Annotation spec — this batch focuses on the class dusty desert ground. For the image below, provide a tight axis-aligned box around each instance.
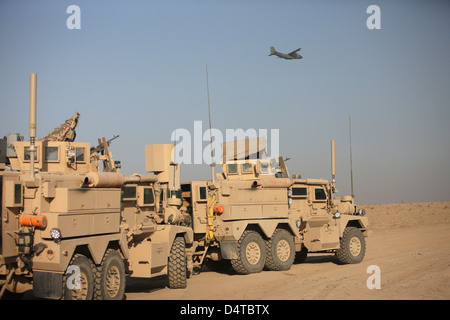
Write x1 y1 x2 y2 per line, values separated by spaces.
125 201 450 300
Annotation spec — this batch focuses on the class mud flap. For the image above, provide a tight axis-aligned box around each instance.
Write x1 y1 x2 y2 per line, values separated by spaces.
33 271 63 299
220 242 238 259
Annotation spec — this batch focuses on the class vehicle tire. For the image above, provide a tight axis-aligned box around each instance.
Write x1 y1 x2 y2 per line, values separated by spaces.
168 236 187 289
265 229 295 271
98 249 126 300
63 254 96 300
231 230 266 275
336 227 366 264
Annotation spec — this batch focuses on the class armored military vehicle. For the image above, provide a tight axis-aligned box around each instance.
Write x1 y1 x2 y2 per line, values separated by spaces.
182 137 368 274
0 74 193 300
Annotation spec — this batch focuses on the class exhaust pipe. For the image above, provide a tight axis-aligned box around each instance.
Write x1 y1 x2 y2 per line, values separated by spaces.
29 73 37 178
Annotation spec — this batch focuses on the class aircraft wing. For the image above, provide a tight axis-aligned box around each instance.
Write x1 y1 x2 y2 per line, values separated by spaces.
289 48 301 54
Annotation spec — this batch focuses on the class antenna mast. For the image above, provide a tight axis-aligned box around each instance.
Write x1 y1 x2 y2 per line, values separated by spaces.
349 114 354 199
206 64 215 182
29 73 37 178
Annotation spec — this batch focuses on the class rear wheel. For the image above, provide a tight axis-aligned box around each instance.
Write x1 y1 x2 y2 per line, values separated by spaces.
168 236 187 289
231 230 266 275
336 227 366 264
63 254 95 300
265 229 295 271
98 249 126 300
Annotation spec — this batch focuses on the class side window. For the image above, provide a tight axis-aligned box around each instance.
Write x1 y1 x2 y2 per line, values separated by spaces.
199 186 207 200
14 183 22 205
314 188 327 201
292 187 307 197
143 188 154 204
137 186 155 206
44 146 59 161
228 164 238 175
122 186 137 200
76 147 85 162
24 146 38 161
260 162 269 174
242 163 253 174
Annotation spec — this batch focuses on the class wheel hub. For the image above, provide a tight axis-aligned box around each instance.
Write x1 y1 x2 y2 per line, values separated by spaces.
70 271 88 300
349 236 362 256
246 241 261 265
276 239 291 262
105 265 121 298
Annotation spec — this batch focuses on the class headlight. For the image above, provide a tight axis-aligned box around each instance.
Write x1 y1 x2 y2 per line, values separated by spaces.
183 215 192 227
50 228 62 242
334 212 341 219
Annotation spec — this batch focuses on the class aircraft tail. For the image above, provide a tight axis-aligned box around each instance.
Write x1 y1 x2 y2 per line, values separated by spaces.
269 46 276 56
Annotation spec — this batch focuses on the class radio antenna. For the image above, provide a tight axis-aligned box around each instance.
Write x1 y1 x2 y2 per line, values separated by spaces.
171 128 177 194
206 64 215 182
349 114 354 199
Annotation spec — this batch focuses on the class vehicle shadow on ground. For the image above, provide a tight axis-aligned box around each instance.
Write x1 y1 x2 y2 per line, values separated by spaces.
125 275 169 295
295 253 339 265
124 255 341 297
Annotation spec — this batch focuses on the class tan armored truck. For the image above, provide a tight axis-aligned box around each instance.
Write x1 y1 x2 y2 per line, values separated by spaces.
0 74 193 300
181 138 369 274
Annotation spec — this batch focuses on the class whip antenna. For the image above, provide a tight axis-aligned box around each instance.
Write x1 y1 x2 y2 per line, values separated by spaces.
349 114 354 199
206 64 215 182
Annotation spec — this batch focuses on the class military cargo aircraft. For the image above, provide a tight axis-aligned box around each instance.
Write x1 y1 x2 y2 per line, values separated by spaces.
269 46 302 60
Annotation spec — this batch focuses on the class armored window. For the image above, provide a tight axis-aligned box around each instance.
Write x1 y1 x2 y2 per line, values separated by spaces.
24 147 38 161
314 188 327 201
181 184 191 192
44 146 59 161
227 164 238 175
292 187 307 197
75 147 85 162
143 188 155 205
137 187 155 206
169 189 181 199
260 162 269 174
14 183 22 204
122 186 137 200
242 163 253 174
5 181 23 207
199 186 207 200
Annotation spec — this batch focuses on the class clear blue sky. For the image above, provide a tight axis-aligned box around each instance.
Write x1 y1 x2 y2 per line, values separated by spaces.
1 0 449 204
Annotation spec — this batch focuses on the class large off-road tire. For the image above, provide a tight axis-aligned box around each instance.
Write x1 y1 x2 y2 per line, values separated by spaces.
336 227 366 264
231 230 266 275
168 236 187 289
97 249 126 300
265 229 295 271
63 254 96 300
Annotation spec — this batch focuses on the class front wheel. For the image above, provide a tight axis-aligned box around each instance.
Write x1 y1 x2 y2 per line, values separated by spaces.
168 236 188 289
336 227 366 264
63 254 96 300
